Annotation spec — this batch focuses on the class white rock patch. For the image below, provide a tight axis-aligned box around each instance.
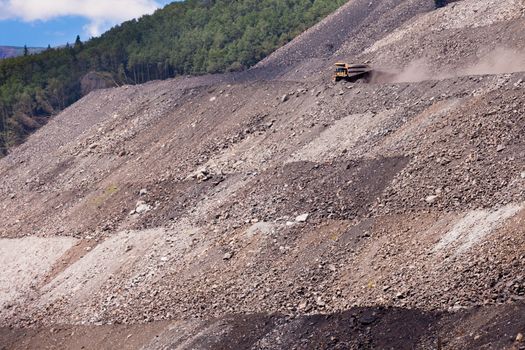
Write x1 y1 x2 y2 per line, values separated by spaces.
434 203 523 255
289 110 395 163
38 229 164 310
0 236 77 309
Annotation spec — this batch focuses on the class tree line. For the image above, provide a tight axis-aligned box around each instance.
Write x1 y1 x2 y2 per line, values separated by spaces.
0 0 347 155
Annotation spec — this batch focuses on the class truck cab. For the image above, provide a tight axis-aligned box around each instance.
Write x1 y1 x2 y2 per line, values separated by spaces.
333 63 372 82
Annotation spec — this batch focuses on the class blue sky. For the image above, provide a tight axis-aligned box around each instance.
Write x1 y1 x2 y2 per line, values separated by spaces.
0 0 174 47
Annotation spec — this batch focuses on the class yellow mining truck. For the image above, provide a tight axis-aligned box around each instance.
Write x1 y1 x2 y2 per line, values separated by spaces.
333 63 372 82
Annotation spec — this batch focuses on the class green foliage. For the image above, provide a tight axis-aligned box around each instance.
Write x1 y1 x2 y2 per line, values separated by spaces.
0 0 347 155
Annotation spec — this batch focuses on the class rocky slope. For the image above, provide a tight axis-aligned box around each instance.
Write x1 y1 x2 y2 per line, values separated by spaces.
1 0 525 349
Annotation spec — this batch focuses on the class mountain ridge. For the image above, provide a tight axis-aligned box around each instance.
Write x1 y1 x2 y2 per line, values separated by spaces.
0 46 45 59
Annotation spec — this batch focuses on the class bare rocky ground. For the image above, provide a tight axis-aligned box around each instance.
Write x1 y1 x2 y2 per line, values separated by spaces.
1 0 525 349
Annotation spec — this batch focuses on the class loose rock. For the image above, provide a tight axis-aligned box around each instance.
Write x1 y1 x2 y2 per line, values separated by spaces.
295 213 309 222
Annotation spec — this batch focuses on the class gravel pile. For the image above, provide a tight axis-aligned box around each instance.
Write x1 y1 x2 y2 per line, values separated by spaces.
1 0 525 349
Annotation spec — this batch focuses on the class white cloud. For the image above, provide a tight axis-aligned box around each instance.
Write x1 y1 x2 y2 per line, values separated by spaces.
0 0 162 36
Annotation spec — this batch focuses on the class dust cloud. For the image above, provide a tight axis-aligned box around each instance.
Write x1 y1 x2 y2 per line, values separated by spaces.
390 58 431 83
388 47 525 83
460 47 525 76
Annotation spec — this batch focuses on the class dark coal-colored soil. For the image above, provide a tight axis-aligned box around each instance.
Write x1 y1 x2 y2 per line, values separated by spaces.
2 303 525 350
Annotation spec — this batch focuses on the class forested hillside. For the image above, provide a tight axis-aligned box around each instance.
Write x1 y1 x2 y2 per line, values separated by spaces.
0 0 346 155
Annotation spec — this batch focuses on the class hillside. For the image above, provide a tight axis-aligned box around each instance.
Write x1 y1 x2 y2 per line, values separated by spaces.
0 0 346 155
1 0 525 349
